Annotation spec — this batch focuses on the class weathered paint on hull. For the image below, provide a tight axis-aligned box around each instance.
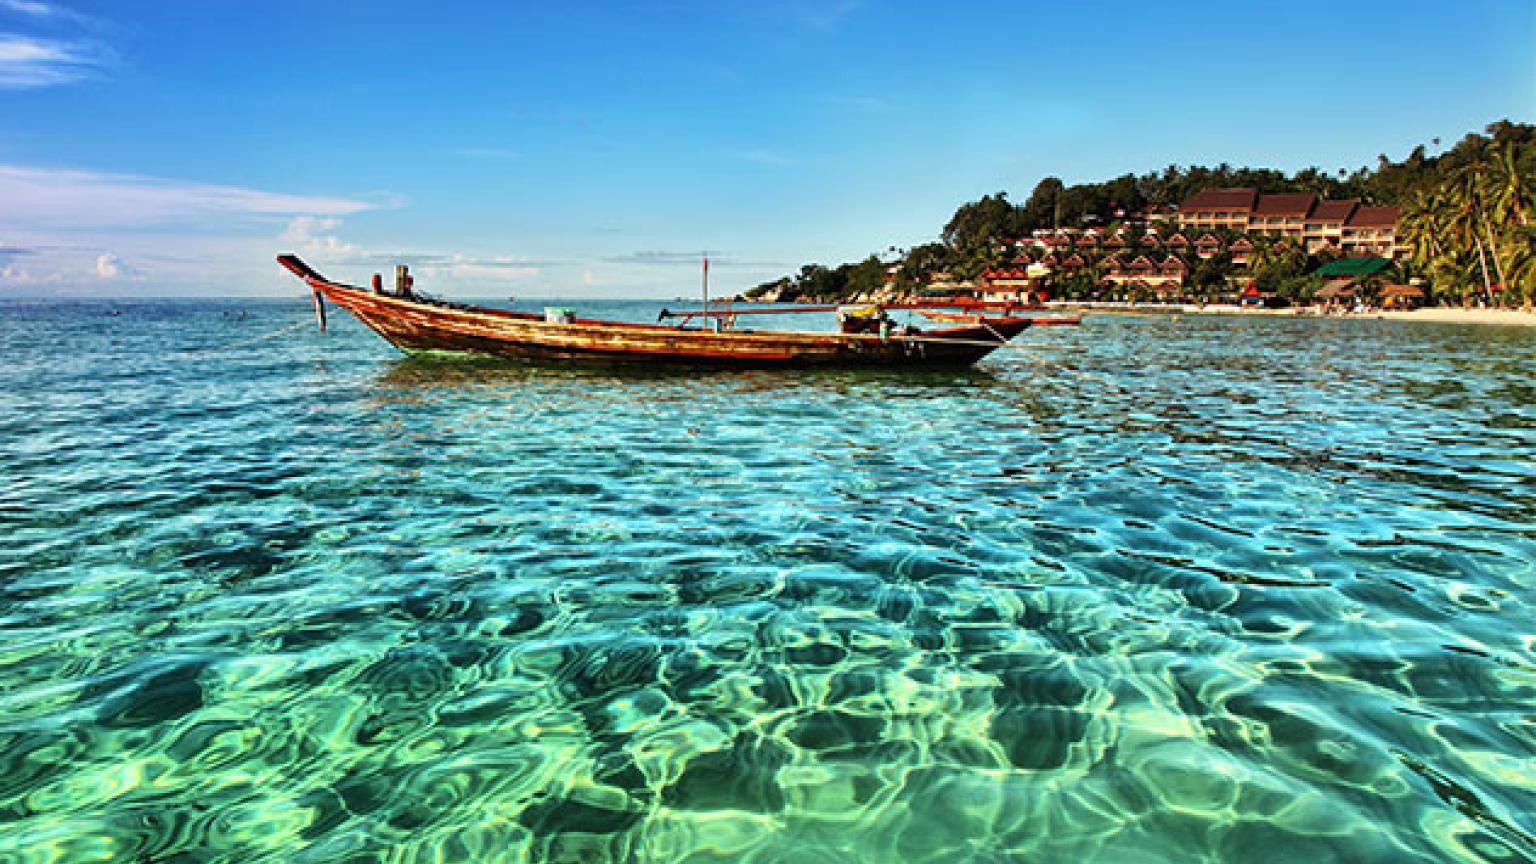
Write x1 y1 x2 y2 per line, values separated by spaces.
286 259 1030 369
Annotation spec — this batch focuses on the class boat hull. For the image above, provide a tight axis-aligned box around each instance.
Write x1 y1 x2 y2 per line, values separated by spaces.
281 256 1031 369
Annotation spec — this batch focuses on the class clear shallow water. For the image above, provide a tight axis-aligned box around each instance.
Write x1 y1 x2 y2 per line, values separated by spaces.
1 298 1534 863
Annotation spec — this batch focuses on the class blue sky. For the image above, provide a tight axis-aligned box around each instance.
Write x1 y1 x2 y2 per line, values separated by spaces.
1 0 1531 297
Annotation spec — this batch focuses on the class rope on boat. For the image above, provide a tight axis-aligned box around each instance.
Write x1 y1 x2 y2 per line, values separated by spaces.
178 319 313 357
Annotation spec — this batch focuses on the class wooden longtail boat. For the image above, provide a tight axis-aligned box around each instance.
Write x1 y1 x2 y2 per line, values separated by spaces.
919 309 1083 326
278 255 1034 369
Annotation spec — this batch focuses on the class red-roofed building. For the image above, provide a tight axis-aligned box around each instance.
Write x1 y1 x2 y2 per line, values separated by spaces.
1180 188 1259 230
1194 233 1222 259
1176 187 1404 259
1229 237 1254 266
1250 194 1316 239
1342 206 1402 257
1164 233 1190 251
978 267 1032 302
1104 254 1185 290
1303 199 1358 252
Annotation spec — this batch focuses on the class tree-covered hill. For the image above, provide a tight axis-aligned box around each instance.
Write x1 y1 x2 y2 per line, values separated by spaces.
748 120 1534 307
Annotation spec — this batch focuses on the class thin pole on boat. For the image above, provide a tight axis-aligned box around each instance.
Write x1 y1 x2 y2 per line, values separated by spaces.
701 254 710 331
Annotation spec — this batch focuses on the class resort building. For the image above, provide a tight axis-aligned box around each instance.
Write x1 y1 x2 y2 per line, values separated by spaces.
1178 188 1403 258
1257 194 1316 239
1303 199 1358 252
976 268 1036 302
1342 206 1402 257
1179 188 1258 230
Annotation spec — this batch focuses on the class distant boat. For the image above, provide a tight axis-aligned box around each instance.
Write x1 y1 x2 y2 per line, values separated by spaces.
277 255 1035 369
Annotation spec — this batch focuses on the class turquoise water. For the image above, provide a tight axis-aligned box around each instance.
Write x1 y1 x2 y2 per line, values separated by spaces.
1 299 1534 863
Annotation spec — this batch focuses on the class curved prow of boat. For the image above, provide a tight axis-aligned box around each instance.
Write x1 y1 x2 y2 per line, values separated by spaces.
276 253 1034 370
277 254 326 283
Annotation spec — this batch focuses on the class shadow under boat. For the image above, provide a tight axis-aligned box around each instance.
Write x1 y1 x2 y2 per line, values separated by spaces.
372 350 1004 393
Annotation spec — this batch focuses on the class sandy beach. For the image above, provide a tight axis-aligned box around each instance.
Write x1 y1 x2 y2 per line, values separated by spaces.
1057 302 1536 327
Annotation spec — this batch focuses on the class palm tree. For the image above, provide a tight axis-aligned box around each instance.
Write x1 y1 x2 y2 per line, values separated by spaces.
1442 167 1497 305
1488 139 1532 228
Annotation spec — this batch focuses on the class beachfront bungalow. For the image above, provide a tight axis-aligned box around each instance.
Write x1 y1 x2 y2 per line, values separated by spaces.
1128 255 1158 280
1194 233 1222 259
1313 282 1357 310
1077 234 1099 251
1378 283 1426 309
1229 237 1254 266
1164 233 1190 252
978 268 1032 302
1179 187 1259 231
1160 255 1188 279
926 272 975 294
1104 232 1129 250
1139 232 1162 249
1062 252 1086 272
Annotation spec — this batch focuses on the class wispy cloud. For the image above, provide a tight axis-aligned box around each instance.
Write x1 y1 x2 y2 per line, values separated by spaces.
0 164 387 228
280 216 358 257
604 250 790 268
823 93 892 113
0 243 136 287
453 146 520 160
716 147 800 166
1 1 53 16
0 33 98 87
739 0 858 33
604 250 709 265
424 254 543 282
795 0 859 32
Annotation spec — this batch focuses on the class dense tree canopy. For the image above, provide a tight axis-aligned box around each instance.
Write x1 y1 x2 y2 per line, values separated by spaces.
747 120 1535 307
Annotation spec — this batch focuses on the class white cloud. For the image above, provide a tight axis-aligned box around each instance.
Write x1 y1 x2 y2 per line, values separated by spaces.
1 1 61 17
0 33 95 87
280 215 358 257
0 164 384 228
94 252 120 278
428 253 542 282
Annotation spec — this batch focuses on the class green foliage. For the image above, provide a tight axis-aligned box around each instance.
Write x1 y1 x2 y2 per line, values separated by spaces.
746 255 889 302
753 119 1533 307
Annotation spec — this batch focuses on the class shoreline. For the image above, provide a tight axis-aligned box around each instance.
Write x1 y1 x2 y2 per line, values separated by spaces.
1050 302 1536 328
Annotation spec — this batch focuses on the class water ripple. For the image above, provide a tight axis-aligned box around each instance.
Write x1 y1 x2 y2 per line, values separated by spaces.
0 301 1533 862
